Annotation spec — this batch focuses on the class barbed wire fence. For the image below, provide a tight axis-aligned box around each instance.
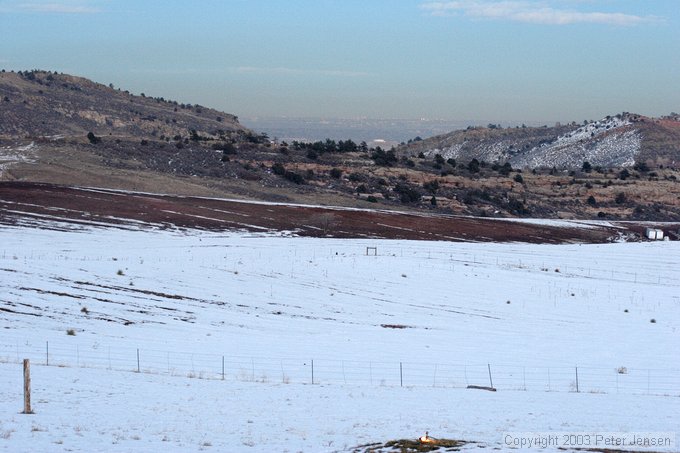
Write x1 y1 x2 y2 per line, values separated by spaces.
1 339 677 396
3 244 680 288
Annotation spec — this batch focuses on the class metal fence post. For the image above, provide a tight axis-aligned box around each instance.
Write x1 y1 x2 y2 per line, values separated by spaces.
616 370 619 393
647 369 650 394
342 361 347 384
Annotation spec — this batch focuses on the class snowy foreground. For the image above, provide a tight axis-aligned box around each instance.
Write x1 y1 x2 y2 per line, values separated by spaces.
0 221 678 452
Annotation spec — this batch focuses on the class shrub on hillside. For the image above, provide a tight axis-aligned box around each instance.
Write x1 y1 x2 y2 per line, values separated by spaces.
283 170 305 184
393 183 421 203
371 148 398 166
87 132 101 144
271 162 286 176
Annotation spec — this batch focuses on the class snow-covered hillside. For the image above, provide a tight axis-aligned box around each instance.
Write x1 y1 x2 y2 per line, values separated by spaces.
1 221 678 452
411 115 649 170
513 117 640 169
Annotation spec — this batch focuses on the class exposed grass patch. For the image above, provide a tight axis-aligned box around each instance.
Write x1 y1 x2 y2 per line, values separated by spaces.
353 438 471 452
380 324 411 329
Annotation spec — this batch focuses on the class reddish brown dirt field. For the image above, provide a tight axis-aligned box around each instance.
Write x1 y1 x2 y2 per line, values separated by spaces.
1 182 677 243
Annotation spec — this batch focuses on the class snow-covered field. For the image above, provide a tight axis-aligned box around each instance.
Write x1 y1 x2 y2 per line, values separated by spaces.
1 221 678 452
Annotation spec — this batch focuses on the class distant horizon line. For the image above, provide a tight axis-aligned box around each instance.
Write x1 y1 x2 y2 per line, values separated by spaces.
3 68 673 127
241 115 568 125
239 115 638 128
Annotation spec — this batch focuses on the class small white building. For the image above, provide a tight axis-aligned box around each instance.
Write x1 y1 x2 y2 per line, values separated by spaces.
645 228 664 240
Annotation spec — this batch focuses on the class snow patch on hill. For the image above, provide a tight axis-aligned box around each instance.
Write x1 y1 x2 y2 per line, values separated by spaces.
0 142 37 176
512 117 641 169
424 142 464 160
558 116 631 145
415 116 645 169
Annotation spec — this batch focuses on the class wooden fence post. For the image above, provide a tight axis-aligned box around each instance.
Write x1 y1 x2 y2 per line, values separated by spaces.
488 364 493 388
22 359 33 414
575 366 579 393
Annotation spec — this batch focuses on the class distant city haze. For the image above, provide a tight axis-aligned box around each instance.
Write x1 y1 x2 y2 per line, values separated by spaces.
242 116 556 145
1 1 678 124
241 117 501 145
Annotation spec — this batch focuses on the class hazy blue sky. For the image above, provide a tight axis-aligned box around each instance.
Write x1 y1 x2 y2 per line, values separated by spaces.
1 0 678 123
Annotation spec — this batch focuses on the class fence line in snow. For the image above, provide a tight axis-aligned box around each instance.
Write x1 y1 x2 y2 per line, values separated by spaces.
2 247 679 288
0 339 677 397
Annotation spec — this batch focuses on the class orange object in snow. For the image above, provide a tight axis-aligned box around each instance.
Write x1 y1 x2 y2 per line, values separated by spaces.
419 431 436 444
